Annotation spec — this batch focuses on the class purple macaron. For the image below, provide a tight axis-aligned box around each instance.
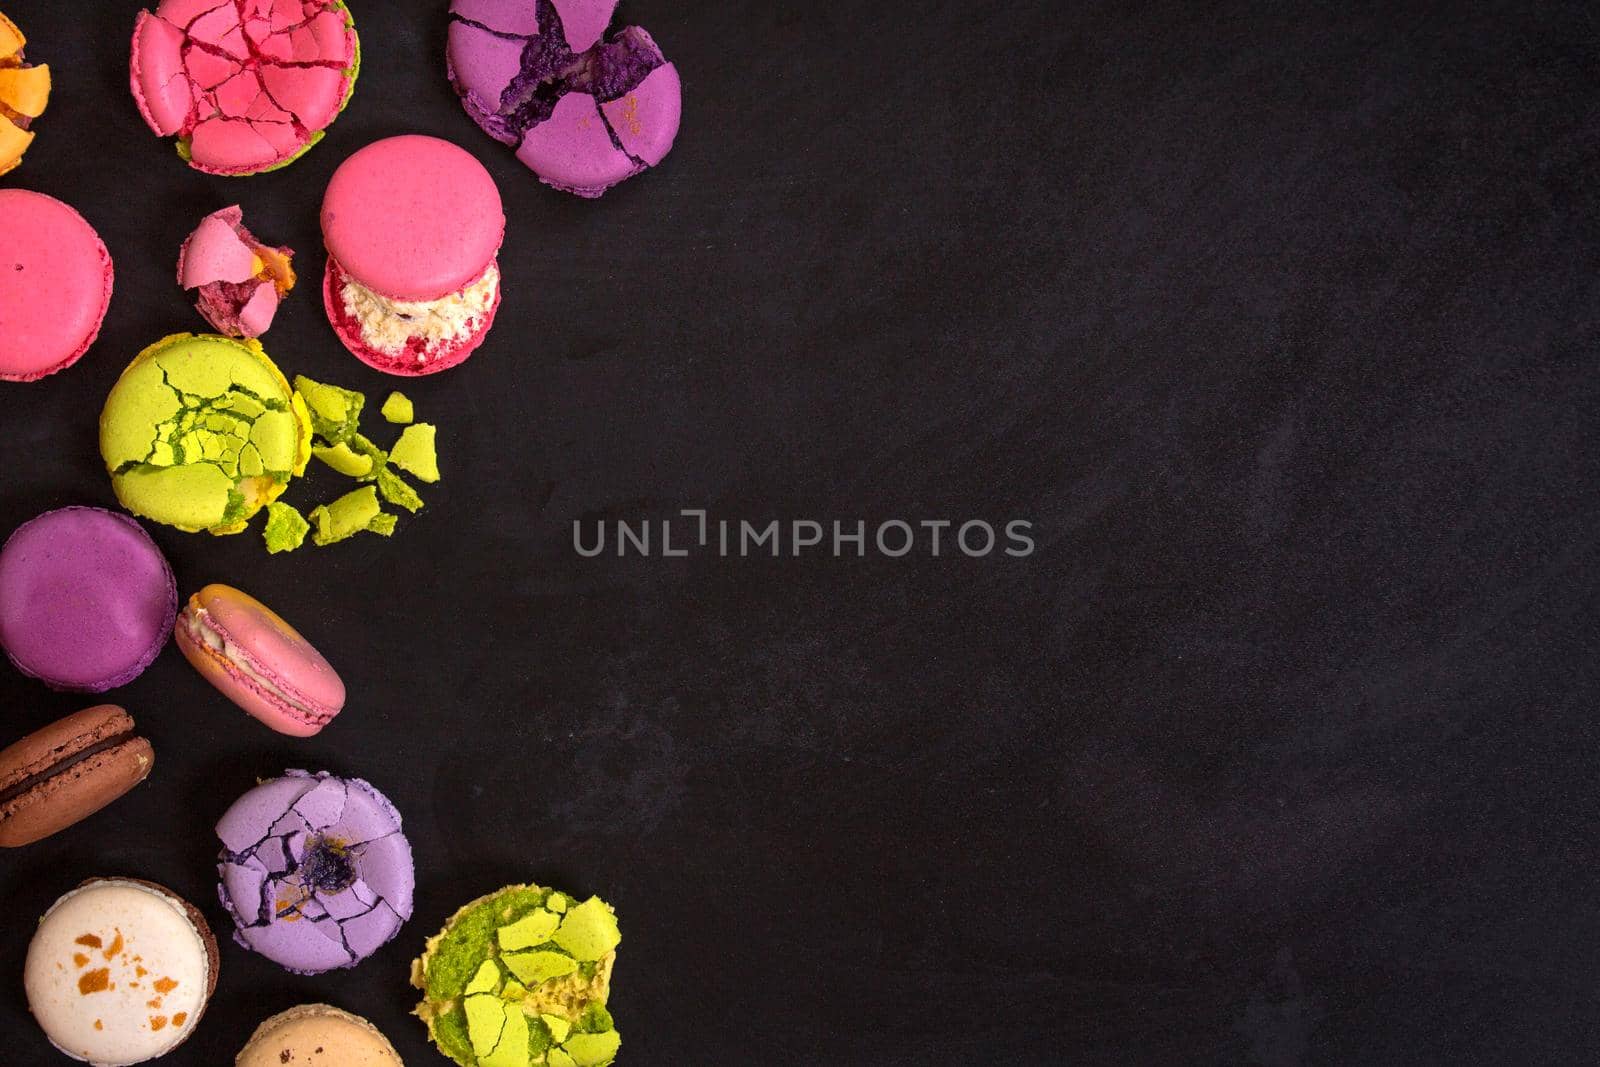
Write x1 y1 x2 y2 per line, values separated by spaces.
216 770 414 974
447 0 682 197
0 507 178 692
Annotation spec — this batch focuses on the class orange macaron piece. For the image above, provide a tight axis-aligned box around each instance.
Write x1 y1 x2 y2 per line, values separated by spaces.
0 10 51 176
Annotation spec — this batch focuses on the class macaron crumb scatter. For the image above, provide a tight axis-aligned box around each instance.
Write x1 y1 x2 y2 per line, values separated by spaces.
0 9 50 176
278 375 443 550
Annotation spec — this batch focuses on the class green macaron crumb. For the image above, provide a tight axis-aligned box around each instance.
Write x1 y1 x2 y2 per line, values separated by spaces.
314 441 376 478
413 885 622 1067
309 485 382 546
382 391 415 424
263 502 310 553
376 467 424 513
389 423 440 483
100 334 312 535
367 511 398 537
293 375 365 444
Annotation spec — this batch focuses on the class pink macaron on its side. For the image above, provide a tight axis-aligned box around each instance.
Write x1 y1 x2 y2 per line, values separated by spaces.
174 584 345 737
0 189 114 382
320 134 506 376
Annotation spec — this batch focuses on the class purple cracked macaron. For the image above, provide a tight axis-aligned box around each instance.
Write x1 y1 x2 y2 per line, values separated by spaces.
0 507 177 692
447 0 682 197
216 770 414 974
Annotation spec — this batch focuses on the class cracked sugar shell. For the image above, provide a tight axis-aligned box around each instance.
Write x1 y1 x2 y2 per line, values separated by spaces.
99 334 312 536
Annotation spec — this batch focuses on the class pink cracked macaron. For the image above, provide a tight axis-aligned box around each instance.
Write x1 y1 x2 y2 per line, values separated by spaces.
178 205 295 338
0 189 114 382
447 0 682 197
130 0 360 175
175 583 345 737
321 135 505 376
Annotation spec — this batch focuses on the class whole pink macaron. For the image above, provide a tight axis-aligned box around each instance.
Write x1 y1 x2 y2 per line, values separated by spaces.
175 584 345 737
321 135 505 377
0 189 114 381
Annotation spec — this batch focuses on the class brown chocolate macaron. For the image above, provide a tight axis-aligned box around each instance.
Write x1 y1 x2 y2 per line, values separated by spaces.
0 705 154 847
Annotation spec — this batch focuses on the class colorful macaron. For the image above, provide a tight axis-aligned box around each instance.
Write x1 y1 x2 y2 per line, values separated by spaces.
130 0 360 175
321 135 505 375
0 508 177 693
413 884 623 1067
447 0 681 197
25 878 219 1066
0 189 114 382
0 9 49 176
179 206 296 338
100 333 313 535
175 584 345 737
217 770 415 974
237 1004 403 1066
0 706 154 848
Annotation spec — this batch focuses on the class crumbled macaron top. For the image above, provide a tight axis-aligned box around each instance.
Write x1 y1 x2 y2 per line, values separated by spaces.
414 884 622 1067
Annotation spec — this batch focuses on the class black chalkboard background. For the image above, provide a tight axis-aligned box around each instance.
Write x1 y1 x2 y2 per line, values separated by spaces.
3 1 1598 1064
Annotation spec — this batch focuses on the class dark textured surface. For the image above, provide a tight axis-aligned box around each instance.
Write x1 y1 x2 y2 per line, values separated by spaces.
0 1 1595 1064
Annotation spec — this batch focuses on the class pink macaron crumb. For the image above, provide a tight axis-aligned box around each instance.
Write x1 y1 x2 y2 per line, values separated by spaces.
178 206 294 339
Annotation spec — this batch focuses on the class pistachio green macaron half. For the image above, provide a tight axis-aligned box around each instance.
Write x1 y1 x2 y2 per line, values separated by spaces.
99 333 311 535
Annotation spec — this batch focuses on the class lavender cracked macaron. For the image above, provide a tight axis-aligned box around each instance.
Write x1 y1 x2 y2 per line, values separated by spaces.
176 584 346 737
217 770 414 974
447 0 681 197
0 507 177 692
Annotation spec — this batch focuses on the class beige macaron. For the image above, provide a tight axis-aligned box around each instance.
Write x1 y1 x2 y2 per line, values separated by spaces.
237 1004 402 1066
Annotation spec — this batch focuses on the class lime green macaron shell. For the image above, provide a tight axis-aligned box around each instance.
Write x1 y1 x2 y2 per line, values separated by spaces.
413 885 622 1067
100 333 311 535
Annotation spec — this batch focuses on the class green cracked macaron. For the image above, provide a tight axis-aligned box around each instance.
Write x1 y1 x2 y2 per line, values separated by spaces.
412 884 622 1067
100 333 311 535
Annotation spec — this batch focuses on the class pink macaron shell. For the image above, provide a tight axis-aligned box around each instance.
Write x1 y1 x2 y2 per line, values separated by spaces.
0 191 115 382
449 0 541 36
237 283 280 337
550 0 618 53
131 11 193 136
157 0 238 27
259 64 346 133
600 61 682 167
179 212 257 287
322 135 504 301
516 91 638 197
322 256 500 377
204 586 344 716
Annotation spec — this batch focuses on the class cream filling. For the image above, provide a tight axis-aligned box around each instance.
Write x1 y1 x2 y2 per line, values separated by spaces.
185 608 324 722
341 263 500 362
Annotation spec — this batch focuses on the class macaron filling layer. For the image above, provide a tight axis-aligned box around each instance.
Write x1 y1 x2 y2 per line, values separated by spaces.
180 603 333 728
338 261 501 359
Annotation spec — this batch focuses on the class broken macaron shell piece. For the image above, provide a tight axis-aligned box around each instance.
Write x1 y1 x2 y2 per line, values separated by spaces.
99 333 313 536
447 0 681 197
0 189 114 382
179 205 296 338
321 135 505 375
216 770 415 974
130 0 360 176
413 883 622 1067
175 584 345 737
0 10 50 176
